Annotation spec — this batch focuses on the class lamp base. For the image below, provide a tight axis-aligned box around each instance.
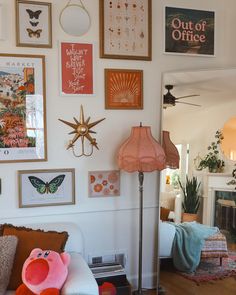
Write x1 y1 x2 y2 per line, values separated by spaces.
133 288 149 295
158 285 166 294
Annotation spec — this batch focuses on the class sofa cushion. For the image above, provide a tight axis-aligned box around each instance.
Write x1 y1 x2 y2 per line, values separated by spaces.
2 224 68 290
0 235 18 295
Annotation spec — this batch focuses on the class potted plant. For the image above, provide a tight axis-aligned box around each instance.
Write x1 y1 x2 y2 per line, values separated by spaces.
179 176 201 222
198 130 225 173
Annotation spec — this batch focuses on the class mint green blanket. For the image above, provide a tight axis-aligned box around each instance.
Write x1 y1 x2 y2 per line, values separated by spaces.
171 222 219 273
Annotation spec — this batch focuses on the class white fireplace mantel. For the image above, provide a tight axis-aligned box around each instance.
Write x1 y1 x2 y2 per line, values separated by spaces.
196 172 236 226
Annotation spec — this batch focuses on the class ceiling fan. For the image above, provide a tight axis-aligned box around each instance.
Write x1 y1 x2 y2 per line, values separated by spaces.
163 85 201 108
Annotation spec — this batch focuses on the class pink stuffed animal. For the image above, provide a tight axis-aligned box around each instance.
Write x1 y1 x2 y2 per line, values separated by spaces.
16 248 70 295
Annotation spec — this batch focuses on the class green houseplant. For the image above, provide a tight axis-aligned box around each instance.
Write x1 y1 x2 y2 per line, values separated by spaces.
198 130 225 173
179 176 201 222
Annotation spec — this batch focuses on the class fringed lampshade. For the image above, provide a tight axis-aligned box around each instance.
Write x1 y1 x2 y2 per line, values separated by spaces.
162 130 180 169
118 126 166 173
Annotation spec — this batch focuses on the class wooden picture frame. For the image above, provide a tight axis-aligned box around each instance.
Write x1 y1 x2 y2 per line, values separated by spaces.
15 0 52 48
59 41 94 96
0 54 47 163
165 6 215 56
88 170 120 197
105 68 143 109
100 0 152 60
18 169 75 208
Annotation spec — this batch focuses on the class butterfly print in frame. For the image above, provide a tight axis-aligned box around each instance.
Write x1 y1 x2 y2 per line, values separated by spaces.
28 175 65 194
26 28 42 38
16 0 52 48
18 169 75 208
26 9 42 19
30 21 39 27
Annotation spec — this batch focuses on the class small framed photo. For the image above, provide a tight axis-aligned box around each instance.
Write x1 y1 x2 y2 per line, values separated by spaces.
99 0 152 60
15 0 52 48
59 42 94 96
105 69 143 109
88 170 120 197
18 169 75 208
0 54 47 163
165 6 215 56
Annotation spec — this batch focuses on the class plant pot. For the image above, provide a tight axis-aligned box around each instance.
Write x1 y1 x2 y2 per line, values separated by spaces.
182 213 198 222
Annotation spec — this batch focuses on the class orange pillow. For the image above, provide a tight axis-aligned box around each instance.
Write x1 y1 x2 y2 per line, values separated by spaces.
2 224 68 290
160 207 171 221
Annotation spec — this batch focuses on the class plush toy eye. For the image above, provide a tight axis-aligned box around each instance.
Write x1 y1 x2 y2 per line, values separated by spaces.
37 252 42 258
44 251 50 258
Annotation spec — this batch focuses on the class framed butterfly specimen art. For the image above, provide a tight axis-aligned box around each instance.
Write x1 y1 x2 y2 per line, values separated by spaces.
18 169 75 208
15 0 52 48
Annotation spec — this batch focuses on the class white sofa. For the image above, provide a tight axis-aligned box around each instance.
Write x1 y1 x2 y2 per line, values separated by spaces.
159 221 176 258
5 222 99 295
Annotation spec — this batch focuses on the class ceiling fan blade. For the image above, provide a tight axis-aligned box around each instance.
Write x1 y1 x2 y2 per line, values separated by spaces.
175 94 200 100
175 101 201 107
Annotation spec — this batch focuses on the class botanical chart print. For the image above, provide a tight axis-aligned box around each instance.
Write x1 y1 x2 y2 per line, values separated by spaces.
165 7 215 56
88 170 120 197
17 1 51 47
102 0 150 58
0 55 45 162
105 69 143 109
60 42 93 95
19 169 75 207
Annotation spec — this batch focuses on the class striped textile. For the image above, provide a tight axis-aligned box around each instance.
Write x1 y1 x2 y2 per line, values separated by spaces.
201 232 228 259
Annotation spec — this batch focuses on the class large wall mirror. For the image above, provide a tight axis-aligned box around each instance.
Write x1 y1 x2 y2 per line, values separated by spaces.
160 68 236 202
158 68 236 291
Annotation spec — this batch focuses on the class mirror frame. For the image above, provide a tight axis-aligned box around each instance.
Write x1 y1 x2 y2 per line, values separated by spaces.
59 3 91 37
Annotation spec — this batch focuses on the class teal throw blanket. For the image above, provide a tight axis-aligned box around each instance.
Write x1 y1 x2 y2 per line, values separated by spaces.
171 222 219 273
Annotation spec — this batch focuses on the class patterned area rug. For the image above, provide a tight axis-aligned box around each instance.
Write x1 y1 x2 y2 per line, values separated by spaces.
178 251 236 284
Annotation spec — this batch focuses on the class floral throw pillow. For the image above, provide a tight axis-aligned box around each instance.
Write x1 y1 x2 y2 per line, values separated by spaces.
0 236 18 295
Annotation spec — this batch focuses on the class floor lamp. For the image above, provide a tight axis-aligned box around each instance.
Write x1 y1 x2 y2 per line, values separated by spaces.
117 124 166 294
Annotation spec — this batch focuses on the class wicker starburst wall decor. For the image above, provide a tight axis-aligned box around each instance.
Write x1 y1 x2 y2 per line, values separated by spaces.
59 105 105 157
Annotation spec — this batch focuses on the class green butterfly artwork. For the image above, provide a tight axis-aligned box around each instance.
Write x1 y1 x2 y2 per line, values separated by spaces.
28 175 65 194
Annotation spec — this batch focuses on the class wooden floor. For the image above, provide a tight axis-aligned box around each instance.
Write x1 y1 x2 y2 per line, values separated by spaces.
143 241 236 294
160 271 236 295
142 275 236 295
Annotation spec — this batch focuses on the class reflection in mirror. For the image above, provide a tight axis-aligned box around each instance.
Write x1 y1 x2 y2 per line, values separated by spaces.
59 1 91 36
159 68 236 292
221 117 236 161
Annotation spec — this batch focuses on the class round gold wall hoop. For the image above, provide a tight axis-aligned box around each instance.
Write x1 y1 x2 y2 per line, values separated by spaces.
59 0 91 36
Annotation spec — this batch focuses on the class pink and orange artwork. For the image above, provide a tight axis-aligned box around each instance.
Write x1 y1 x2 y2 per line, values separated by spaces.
88 170 120 197
105 69 143 109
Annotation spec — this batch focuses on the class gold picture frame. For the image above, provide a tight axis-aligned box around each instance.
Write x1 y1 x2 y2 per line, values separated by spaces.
15 0 52 48
105 68 143 109
0 53 47 163
99 0 152 60
18 169 75 208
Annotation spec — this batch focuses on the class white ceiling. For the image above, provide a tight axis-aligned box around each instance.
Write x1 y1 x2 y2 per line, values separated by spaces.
163 68 236 118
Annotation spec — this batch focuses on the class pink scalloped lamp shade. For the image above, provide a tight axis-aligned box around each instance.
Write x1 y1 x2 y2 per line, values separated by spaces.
162 130 180 169
117 126 166 172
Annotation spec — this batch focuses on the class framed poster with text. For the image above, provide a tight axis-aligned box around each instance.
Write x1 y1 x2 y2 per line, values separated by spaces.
60 42 94 96
0 54 47 163
165 7 215 56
